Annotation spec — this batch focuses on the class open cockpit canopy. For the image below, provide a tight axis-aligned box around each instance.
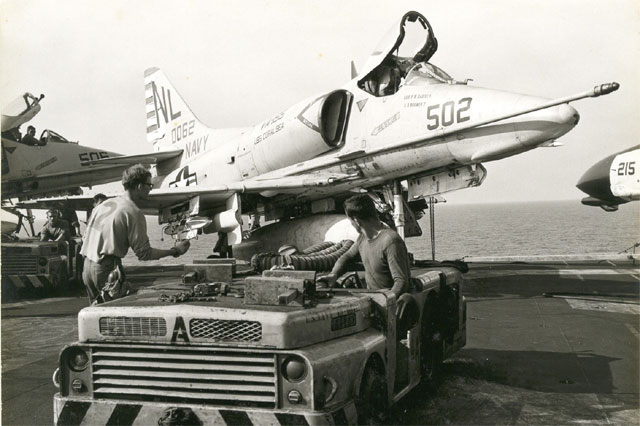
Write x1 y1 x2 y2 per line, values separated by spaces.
358 11 458 97
1 93 43 131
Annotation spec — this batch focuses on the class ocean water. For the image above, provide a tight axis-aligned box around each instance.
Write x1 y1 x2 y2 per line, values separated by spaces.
116 200 639 266
21 200 639 267
404 200 639 260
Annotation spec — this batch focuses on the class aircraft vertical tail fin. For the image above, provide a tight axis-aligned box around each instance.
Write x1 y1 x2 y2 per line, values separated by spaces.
144 67 208 150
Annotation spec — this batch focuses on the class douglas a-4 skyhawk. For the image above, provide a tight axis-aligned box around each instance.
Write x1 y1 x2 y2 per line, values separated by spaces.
577 145 639 212
18 11 619 254
1 92 182 235
1 94 182 201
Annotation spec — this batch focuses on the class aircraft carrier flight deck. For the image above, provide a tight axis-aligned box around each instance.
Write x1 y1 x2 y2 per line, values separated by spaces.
2 255 638 425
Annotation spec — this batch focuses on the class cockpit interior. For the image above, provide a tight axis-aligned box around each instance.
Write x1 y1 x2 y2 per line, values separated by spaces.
357 11 464 97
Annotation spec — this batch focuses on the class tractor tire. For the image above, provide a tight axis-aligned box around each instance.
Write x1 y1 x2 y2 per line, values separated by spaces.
52 268 69 296
355 364 387 425
421 300 444 386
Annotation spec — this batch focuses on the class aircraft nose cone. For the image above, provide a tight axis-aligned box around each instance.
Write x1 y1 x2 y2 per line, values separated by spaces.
546 103 580 138
514 101 580 147
576 154 615 200
557 103 580 127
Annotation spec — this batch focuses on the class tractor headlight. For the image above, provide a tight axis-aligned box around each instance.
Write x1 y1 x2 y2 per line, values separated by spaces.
67 347 89 371
38 257 48 266
281 356 307 382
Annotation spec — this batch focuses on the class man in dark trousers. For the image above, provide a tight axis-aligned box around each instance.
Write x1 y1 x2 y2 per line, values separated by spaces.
81 164 191 303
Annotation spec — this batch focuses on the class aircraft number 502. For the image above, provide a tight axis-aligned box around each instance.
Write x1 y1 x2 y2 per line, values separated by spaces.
617 161 635 176
172 120 196 144
427 97 472 130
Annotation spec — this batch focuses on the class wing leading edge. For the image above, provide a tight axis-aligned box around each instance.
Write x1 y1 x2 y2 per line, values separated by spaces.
16 171 359 213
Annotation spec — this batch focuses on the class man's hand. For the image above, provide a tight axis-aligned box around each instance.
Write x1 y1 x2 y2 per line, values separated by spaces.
173 240 191 257
317 273 337 288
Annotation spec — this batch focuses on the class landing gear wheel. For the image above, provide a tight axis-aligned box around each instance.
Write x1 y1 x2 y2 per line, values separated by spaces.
356 364 387 425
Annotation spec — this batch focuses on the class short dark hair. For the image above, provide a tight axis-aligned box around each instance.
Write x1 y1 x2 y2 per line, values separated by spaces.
27 125 35 132
93 193 107 205
344 194 378 221
46 208 59 218
122 164 151 190
93 193 107 202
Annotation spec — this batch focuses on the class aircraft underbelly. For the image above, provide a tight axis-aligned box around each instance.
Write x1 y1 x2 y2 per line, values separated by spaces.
358 142 453 180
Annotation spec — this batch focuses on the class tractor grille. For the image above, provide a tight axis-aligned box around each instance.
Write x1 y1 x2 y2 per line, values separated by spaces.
190 319 262 342
1 254 38 275
99 317 167 337
91 346 277 407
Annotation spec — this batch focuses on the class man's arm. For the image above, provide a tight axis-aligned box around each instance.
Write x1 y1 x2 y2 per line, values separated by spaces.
54 228 69 242
127 212 190 261
385 241 412 297
142 242 190 260
320 241 359 287
54 220 70 242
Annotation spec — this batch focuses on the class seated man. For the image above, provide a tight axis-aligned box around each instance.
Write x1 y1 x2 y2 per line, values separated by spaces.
40 209 70 242
22 125 39 146
321 194 411 298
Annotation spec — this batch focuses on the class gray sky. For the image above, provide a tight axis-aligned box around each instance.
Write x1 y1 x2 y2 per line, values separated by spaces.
1 0 638 204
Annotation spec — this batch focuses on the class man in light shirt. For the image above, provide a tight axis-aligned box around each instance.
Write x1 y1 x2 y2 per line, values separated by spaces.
81 164 190 303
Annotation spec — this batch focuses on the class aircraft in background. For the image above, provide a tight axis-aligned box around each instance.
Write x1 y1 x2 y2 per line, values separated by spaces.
576 146 639 212
1 92 183 236
1 92 183 201
18 11 619 255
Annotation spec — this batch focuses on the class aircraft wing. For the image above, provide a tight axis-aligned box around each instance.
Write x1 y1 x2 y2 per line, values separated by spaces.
15 195 99 212
79 150 184 166
16 171 359 213
135 172 360 212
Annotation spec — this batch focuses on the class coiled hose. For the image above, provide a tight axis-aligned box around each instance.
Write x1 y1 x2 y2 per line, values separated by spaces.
251 240 354 272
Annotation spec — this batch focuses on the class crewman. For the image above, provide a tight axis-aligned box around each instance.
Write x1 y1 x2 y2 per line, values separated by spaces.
22 125 39 145
81 164 191 303
320 193 412 297
40 209 70 242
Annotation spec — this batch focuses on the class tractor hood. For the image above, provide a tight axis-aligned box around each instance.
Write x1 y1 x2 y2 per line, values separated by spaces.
77 290 374 349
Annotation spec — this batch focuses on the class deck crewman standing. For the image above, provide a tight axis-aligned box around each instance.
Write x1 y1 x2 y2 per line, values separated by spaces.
81 164 190 303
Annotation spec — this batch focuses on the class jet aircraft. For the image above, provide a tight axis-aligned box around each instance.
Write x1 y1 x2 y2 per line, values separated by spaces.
576 146 639 212
1 92 182 201
18 11 619 255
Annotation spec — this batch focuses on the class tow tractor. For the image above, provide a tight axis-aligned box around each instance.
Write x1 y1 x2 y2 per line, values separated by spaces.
53 264 466 425
1 208 81 299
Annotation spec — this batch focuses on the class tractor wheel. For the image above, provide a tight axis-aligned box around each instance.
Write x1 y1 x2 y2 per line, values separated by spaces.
355 364 387 425
421 301 444 386
52 268 69 296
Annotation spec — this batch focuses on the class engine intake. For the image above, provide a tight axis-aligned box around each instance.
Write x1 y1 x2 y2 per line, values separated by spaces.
237 90 353 176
